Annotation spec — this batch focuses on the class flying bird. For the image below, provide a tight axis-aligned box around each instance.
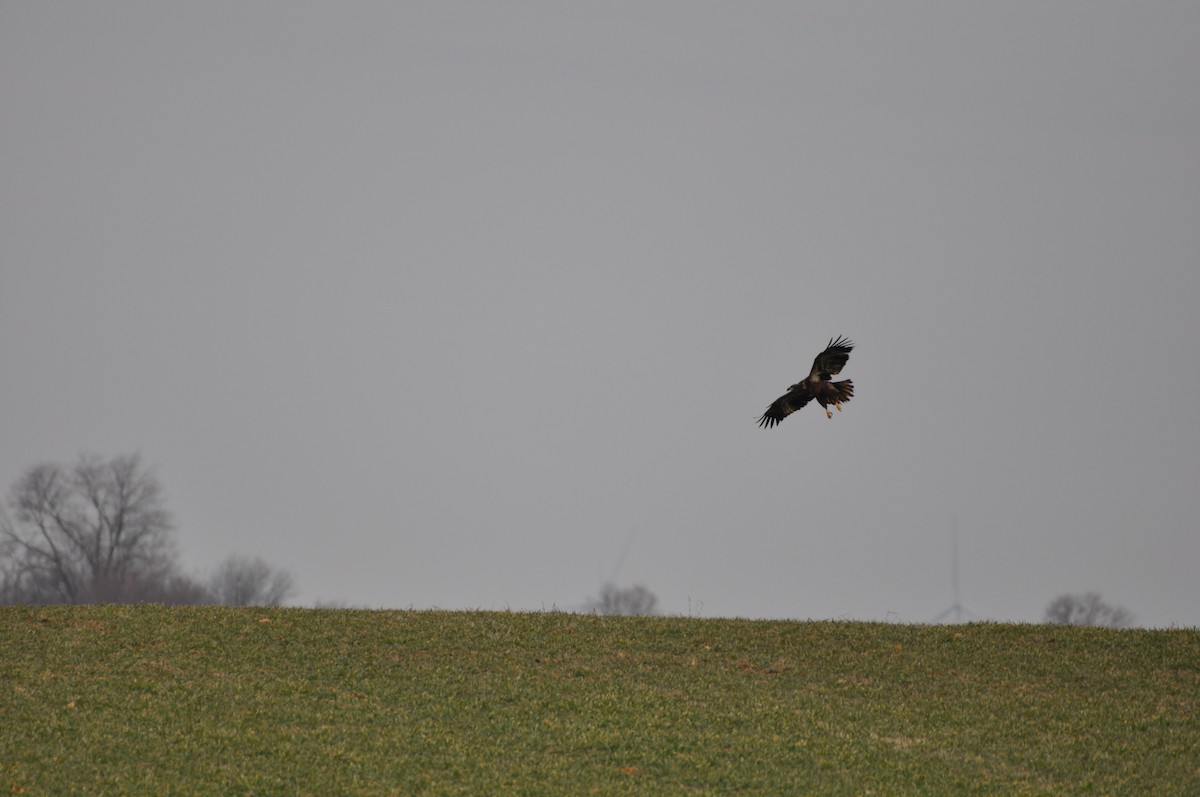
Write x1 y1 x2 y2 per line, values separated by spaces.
758 336 855 428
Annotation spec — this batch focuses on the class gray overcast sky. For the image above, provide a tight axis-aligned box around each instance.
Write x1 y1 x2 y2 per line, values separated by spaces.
3 3 1198 625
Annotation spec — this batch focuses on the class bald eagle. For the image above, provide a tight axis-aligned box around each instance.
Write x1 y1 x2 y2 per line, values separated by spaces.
758 336 855 428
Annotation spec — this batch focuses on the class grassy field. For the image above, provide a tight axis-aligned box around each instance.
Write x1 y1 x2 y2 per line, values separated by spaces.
2 606 1197 795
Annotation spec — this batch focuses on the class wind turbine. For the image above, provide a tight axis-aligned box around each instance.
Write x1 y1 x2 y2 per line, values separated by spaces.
933 518 979 623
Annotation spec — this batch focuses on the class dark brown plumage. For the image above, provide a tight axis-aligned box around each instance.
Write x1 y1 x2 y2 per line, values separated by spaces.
758 336 855 428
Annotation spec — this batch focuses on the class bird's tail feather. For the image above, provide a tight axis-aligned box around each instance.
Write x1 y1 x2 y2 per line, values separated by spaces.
832 379 853 403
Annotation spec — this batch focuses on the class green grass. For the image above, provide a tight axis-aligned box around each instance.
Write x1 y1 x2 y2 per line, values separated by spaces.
2 606 1197 795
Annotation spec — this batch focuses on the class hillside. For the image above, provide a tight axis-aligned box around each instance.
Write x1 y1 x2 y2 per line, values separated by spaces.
2 606 1197 795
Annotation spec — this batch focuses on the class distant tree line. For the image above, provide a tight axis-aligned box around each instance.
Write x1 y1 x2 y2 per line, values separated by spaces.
1044 592 1133 628
584 582 659 616
0 453 293 606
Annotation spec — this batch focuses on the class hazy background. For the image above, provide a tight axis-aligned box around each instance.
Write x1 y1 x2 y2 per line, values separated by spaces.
3 3 1197 625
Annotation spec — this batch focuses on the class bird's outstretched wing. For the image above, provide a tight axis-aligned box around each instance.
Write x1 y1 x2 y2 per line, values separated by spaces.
808 336 854 378
757 387 813 428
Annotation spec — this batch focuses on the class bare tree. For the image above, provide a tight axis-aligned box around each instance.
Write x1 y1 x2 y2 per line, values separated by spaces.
1045 592 1134 628
131 571 213 605
584 582 659 616
1 453 179 603
209 555 295 606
